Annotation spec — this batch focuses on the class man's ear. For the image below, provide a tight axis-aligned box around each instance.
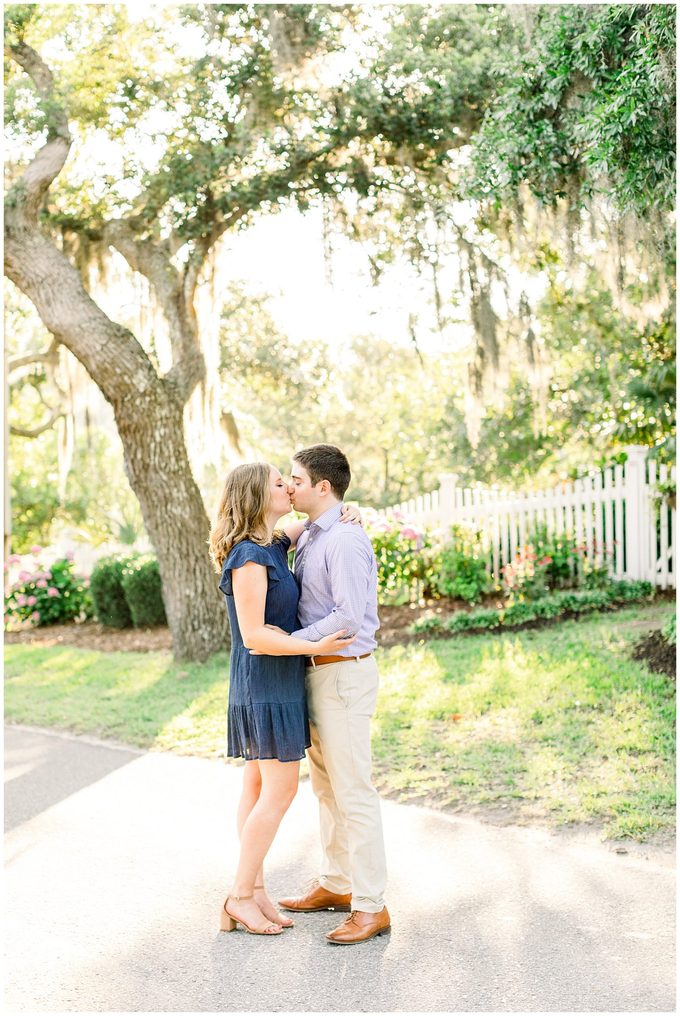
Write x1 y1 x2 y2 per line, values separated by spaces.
317 479 332 497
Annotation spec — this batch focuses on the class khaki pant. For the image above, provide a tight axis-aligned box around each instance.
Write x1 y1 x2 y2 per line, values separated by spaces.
305 654 387 913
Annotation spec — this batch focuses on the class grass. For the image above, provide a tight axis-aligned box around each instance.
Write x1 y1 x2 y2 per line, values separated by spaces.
373 603 675 841
4 603 675 842
3 647 230 756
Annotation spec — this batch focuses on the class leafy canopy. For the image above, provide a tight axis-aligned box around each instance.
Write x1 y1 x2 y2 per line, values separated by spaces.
468 4 676 215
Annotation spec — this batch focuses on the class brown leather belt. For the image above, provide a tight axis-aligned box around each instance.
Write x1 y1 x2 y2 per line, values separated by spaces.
307 652 372 667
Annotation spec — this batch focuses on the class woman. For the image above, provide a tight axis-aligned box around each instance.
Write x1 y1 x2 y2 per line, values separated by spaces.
209 462 359 936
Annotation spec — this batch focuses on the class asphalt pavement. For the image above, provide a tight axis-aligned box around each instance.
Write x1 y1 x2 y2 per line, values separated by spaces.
4 723 676 1013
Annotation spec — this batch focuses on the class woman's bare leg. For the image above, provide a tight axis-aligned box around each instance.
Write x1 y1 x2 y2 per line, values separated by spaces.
235 762 293 925
237 761 262 837
228 759 300 930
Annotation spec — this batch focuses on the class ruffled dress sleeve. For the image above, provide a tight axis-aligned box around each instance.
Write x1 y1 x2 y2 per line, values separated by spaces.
219 541 278 596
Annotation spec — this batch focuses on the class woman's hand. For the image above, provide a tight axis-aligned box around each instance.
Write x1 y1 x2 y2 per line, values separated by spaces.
340 504 362 526
313 629 356 655
250 628 355 656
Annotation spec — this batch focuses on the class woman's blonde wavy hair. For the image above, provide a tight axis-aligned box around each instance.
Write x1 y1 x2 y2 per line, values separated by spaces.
209 462 280 571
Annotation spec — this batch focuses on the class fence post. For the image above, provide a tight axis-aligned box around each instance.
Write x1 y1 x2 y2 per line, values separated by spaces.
624 445 649 580
438 473 457 537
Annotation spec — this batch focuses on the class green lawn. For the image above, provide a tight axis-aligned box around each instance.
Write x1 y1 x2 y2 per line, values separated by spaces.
4 603 675 841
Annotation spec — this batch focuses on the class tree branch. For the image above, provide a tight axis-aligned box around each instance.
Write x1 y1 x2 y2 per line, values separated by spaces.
8 340 58 374
102 219 207 400
3 44 157 416
5 41 71 222
10 409 64 438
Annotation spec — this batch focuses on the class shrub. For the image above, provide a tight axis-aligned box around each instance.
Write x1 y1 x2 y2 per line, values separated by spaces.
364 508 437 603
4 553 92 628
662 613 676 646
607 579 654 601
447 607 502 632
502 545 552 601
435 525 492 604
528 522 616 590
528 524 580 588
90 554 138 628
121 556 167 627
410 581 655 637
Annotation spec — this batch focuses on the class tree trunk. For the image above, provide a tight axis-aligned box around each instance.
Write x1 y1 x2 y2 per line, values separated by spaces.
115 385 229 662
5 207 229 661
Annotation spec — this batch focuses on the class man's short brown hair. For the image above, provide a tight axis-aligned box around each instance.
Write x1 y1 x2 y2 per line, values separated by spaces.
293 444 351 499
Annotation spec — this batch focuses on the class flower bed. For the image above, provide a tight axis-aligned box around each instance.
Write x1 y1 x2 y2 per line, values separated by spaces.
364 508 621 614
410 581 655 637
4 546 92 629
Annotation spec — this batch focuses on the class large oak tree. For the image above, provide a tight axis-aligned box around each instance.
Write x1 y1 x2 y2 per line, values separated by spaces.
5 5 360 659
5 4 503 658
6 5 672 661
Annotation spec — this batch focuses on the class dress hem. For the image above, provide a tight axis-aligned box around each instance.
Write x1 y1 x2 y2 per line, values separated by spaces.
226 742 311 764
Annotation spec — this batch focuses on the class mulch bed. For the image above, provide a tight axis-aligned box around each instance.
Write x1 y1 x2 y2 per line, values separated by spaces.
632 630 676 681
3 603 446 654
5 597 674 664
4 621 174 653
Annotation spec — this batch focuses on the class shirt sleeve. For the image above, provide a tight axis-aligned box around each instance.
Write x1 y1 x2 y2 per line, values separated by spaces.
218 542 277 596
291 531 371 641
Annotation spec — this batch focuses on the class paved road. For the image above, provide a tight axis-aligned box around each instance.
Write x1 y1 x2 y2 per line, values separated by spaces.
4 724 676 1013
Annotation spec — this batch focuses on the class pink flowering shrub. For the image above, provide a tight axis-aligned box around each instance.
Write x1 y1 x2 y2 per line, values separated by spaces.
521 523 615 592
502 546 552 602
491 517 618 604
362 508 438 603
4 554 93 628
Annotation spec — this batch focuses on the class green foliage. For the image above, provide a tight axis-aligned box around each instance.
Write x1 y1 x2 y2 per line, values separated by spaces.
434 525 492 604
90 555 137 628
618 309 676 457
6 4 362 238
469 5 676 215
427 270 675 490
7 391 146 551
501 525 612 601
344 5 509 160
481 279 678 480
218 304 452 509
662 613 676 647
5 4 676 538
10 468 61 554
412 581 655 636
121 556 167 628
333 336 451 506
3 5 42 46
7 603 672 839
527 523 582 588
502 547 552 602
363 509 437 604
4 554 92 628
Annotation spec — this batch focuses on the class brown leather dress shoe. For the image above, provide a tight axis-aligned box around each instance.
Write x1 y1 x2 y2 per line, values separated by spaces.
326 906 391 944
278 879 352 913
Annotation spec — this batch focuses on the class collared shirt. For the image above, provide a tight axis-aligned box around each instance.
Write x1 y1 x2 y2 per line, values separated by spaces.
291 502 379 655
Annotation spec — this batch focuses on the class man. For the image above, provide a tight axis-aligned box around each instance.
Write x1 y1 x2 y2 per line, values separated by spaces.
278 443 390 945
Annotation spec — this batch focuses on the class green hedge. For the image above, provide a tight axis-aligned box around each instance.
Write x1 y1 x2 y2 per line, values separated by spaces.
90 554 138 628
411 581 655 636
121 556 167 627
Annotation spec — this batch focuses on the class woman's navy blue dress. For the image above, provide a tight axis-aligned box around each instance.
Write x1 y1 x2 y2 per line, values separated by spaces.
219 536 310 763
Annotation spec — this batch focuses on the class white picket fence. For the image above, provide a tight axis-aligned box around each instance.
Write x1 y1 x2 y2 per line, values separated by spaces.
390 445 676 589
